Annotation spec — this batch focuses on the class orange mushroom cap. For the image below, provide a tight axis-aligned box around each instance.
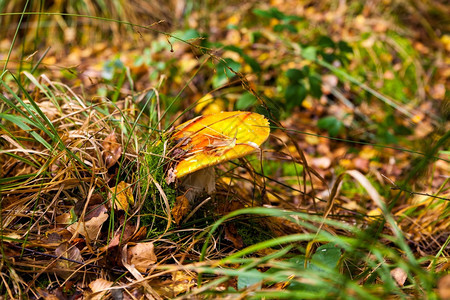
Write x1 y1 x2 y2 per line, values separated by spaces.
171 111 270 178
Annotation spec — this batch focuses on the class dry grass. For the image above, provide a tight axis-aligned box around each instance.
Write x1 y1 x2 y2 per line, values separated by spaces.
1 0 449 298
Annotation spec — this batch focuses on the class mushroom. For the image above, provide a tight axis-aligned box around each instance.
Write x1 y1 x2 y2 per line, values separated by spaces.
168 111 270 201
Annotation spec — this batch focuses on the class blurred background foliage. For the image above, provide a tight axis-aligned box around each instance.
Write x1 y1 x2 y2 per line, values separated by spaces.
1 0 448 192
1 0 449 298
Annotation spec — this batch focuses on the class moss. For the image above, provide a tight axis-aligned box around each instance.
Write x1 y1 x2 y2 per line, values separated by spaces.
139 138 176 237
236 218 273 247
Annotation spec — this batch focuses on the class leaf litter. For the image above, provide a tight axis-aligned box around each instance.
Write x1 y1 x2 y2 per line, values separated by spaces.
0 0 449 298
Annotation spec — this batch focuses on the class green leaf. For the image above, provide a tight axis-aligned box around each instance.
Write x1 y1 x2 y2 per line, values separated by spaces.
308 73 322 98
242 54 261 72
212 58 241 88
321 52 336 63
309 243 342 272
0 113 33 131
223 45 243 55
318 35 335 48
317 116 344 137
286 68 304 82
255 97 280 128
171 29 202 41
338 41 353 53
0 113 53 150
236 92 257 110
237 269 264 290
273 23 298 33
302 46 317 61
253 7 285 20
285 84 307 110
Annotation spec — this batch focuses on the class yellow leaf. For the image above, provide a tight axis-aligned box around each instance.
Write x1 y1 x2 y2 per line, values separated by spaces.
110 181 134 211
194 93 214 113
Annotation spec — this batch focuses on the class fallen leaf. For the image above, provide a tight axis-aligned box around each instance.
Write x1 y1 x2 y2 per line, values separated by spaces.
89 278 113 300
68 204 108 240
127 242 157 273
42 229 73 247
353 157 369 172
194 93 214 113
102 221 137 251
171 271 196 296
390 267 407 286
55 212 73 225
172 195 191 224
224 223 244 248
36 287 61 300
109 181 134 211
102 132 122 168
54 242 83 279
414 120 434 139
438 274 450 300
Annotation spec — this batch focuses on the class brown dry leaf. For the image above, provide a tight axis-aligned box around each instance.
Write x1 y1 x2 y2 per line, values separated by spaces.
430 83 446 100
109 181 134 211
55 212 73 225
353 157 369 172
42 229 73 247
224 223 244 248
102 132 122 168
54 242 83 279
127 242 157 273
413 120 434 139
130 226 147 241
68 204 108 240
121 245 160 298
438 274 450 300
36 287 61 300
89 278 114 300
101 221 137 251
390 267 408 286
172 195 190 225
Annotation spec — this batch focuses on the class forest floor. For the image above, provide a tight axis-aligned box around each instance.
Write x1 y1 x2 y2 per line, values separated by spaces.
0 0 449 299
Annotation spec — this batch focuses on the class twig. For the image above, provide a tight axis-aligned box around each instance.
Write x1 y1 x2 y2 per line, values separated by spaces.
382 174 450 201
7 244 130 275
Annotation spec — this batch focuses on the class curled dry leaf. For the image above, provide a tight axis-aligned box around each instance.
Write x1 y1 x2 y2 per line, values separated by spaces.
89 278 114 300
127 242 157 273
170 111 270 179
67 204 108 240
390 267 408 286
109 181 134 211
102 132 122 168
54 242 83 279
